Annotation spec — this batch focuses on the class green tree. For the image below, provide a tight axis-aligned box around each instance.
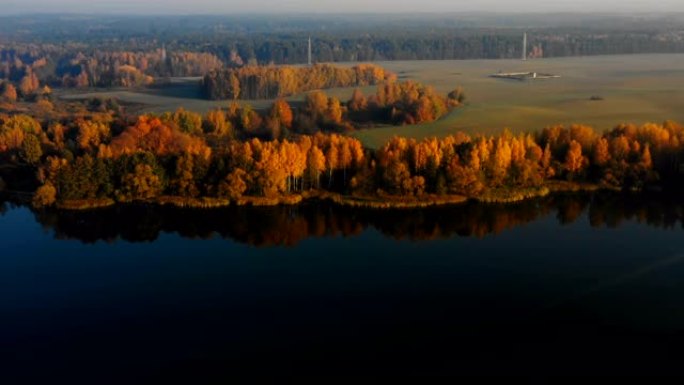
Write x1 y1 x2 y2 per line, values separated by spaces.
173 154 200 197
119 164 163 201
21 134 42 165
171 108 203 135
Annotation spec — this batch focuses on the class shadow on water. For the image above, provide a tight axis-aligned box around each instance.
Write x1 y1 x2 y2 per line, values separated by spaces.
15 191 684 246
5 191 684 380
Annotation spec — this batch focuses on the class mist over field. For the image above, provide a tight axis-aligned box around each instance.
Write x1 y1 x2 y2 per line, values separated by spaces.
3 0 684 14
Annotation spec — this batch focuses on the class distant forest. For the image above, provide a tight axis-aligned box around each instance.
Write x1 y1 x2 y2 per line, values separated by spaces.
202 64 394 100
3 14 684 95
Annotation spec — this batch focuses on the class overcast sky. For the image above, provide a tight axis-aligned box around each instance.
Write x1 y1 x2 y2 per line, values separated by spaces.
3 0 683 15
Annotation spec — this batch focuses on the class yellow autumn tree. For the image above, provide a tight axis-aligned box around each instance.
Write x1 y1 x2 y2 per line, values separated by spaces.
119 164 163 201
306 146 325 189
173 154 199 197
593 137 610 167
206 108 233 138
32 182 57 208
270 99 294 130
218 168 249 200
564 140 584 176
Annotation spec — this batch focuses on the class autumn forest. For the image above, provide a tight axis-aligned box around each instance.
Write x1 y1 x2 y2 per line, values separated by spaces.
0 95 680 211
1 14 684 211
8 10 684 382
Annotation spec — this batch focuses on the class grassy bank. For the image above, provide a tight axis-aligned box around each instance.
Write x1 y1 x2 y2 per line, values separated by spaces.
56 198 116 210
475 186 551 204
50 180 607 211
312 191 468 209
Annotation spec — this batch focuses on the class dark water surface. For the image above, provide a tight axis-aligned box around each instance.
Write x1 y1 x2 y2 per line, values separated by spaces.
3 192 684 381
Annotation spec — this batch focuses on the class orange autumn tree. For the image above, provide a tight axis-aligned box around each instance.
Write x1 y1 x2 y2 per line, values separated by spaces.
205 108 233 138
306 145 326 189
1 83 17 103
265 99 294 139
348 89 368 112
77 119 111 151
250 139 287 197
0 114 43 152
18 70 40 97
100 116 211 160
218 168 249 200
269 99 294 130
593 137 610 167
564 140 585 177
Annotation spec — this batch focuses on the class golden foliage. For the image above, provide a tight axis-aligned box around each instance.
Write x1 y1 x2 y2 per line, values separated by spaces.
119 164 163 201
32 182 57 208
203 63 392 100
102 116 211 159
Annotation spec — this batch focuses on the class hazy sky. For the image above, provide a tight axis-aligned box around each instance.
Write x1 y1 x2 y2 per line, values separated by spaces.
4 0 684 15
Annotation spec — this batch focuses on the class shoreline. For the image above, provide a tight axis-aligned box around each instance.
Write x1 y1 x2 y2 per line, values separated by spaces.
48 181 607 211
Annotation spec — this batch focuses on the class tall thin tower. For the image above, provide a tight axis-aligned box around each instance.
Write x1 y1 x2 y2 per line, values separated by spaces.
308 36 312 66
522 32 527 61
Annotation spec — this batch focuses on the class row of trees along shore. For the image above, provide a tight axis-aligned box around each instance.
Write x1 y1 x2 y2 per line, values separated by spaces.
1 107 682 209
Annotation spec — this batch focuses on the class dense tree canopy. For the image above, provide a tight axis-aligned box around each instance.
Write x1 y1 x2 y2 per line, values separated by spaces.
4 13 684 104
202 63 393 100
0 107 682 210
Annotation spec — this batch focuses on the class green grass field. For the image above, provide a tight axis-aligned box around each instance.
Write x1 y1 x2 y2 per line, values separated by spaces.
355 54 684 147
59 54 684 148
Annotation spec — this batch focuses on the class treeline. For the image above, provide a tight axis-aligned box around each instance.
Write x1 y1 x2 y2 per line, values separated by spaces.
1 108 684 210
7 31 684 88
6 15 684 98
288 81 459 134
0 112 366 206
119 81 456 141
0 47 53 103
348 82 463 126
59 50 224 88
202 63 393 100
7 15 684 66
27 122 367 207
370 123 662 198
217 32 684 64
0 80 460 158
0 45 225 94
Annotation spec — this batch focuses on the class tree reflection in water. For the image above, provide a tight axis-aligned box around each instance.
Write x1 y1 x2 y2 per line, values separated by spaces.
23 192 684 246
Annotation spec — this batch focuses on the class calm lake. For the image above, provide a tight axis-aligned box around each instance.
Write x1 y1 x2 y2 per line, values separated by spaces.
3 192 684 380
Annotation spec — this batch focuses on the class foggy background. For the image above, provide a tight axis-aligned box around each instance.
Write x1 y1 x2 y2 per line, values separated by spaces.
3 0 683 15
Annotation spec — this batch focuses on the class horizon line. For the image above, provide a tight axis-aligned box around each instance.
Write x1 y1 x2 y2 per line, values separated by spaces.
2 10 683 17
